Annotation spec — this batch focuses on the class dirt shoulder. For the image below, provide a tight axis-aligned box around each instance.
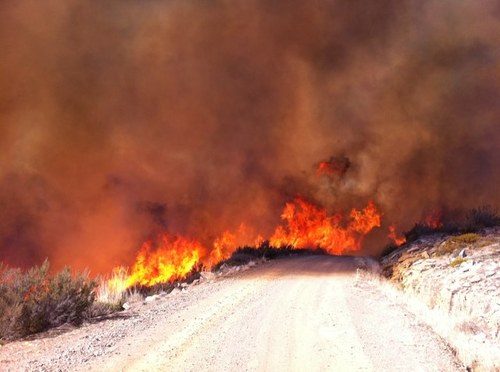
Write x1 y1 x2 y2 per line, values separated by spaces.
0 256 462 372
381 228 500 370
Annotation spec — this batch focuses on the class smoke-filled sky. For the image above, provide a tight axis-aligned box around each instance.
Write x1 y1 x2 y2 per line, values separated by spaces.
1 0 499 272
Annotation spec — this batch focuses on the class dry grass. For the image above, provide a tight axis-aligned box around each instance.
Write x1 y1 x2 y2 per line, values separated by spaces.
450 257 468 268
452 233 480 244
96 267 129 305
92 267 143 316
435 233 480 256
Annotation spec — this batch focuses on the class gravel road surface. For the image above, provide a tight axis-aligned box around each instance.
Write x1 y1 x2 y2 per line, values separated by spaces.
0 256 463 371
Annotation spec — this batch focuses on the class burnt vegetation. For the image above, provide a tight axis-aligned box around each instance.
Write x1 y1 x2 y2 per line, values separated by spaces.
212 241 328 272
404 206 500 243
381 206 500 258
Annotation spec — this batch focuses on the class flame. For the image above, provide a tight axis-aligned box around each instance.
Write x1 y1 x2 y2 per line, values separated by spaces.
209 223 262 264
106 198 383 290
316 156 350 178
269 198 382 255
423 209 444 229
125 234 206 287
210 230 236 266
388 224 406 246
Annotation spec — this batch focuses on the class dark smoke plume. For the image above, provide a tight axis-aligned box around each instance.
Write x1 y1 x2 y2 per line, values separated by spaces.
1 0 499 272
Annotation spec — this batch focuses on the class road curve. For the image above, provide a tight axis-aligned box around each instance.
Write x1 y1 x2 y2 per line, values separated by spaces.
92 256 462 372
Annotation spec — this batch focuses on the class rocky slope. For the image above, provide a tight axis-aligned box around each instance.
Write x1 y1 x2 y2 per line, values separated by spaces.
381 228 500 370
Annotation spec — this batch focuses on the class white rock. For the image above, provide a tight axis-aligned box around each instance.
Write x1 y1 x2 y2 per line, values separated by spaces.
144 295 159 302
122 302 130 310
470 275 482 284
200 271 215 280
476 333 487 343
170 288 181 295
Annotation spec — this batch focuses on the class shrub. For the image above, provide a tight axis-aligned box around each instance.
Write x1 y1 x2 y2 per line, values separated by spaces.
211 242 327 272
464 206 500 231
404 223 443 243
0 260 97 340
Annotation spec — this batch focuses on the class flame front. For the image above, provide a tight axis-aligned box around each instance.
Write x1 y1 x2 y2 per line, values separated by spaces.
424 209 444 229
270 198 381 254
107 197 385 290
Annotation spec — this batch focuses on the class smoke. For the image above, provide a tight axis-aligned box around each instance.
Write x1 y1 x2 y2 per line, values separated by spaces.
1 0 499 271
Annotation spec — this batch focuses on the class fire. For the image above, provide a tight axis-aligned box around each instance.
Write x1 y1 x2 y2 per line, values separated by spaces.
210 230 236 266
388 224 406 246
106 198 385 290
316 156 350 178
125 234 206 287
270 198 381 254
113 223 263 289
210 224 263 265
423 209 444 229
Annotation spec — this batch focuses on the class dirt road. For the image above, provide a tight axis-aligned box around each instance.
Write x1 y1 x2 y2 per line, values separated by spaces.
1 256 463 371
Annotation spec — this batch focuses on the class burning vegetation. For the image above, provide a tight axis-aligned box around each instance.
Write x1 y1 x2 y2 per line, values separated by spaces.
109 196 382 290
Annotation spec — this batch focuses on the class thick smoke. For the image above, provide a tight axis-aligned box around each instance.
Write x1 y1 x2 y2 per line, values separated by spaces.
1 0 499 272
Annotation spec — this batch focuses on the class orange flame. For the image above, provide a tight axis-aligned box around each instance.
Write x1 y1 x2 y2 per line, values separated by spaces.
388 224 406 246
423 209 444 229
108 198 383 289
316 156 350 178
209 223 263 264
125 234 206 287
210 230 236 266
270 198 381 255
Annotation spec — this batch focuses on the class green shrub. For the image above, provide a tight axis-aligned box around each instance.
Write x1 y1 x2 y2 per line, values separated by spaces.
0 260 97 340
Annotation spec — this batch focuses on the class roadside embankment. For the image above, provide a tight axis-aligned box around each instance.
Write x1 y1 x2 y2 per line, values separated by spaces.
381 228 500 371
